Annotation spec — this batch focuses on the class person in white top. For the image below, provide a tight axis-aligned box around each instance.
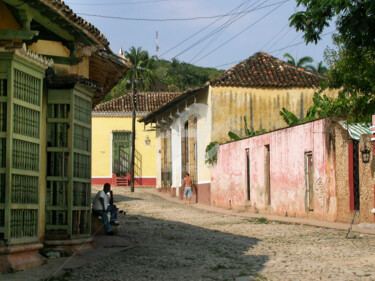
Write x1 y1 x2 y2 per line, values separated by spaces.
92 183 119 235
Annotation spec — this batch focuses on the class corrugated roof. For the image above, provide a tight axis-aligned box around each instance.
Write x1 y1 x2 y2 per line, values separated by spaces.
210 52 325 88
339 121 371 140
93 92 181 114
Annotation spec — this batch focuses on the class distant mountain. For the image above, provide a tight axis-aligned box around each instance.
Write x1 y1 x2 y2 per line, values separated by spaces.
101 58 224 103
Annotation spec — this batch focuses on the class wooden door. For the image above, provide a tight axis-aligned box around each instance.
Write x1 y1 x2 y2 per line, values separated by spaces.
305 152 314 211
246 149 250 201
265 145 271 205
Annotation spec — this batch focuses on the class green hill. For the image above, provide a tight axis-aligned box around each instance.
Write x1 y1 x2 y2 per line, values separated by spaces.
101 58 223 103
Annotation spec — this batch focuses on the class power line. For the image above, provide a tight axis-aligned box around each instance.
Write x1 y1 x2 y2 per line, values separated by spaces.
188 0 258 63
272 32 301 58
67 0 168 5
214 59 243 69
160 0 252 58
77 2 289 22
260 22 290 50
268 30 335 54
212 30 335 69
266 27 292 52
175 0 261 61
172 0 285 60
192 0 289 65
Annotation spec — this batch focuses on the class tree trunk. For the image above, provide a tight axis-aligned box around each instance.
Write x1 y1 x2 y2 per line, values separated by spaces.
130 70 136 192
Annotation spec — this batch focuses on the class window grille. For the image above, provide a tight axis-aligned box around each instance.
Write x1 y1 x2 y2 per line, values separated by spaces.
46 88 92 238
1 66 43 244
352 140 360 210
112 132 131 177
14 69 40 106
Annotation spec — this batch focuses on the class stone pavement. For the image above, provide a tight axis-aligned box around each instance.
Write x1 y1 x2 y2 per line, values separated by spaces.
0 234 134 281
1 186 374 281
148 189 375 236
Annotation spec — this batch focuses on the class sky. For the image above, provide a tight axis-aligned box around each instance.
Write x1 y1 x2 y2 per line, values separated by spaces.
65 0 336 70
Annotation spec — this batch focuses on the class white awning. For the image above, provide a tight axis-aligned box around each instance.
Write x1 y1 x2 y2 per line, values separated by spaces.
339 121 371 140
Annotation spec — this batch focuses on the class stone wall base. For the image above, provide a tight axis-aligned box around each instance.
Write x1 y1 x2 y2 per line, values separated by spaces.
0 242 45 273
41 237 94 258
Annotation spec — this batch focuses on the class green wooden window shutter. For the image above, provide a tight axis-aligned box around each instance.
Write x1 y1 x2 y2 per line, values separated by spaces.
46 86 93 239
112 131 131 177
0 77 7 236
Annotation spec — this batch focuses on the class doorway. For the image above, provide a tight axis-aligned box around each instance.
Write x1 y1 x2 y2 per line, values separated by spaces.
305 152 314 211
265 145 270 205
246 148 250 201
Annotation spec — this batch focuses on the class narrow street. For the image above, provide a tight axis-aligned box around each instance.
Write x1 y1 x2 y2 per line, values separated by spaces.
63 186 374 281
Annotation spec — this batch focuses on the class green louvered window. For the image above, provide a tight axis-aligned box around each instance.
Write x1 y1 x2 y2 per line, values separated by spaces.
46 87 93 239
0 77 6 239
0 62 43 245
112 131 131 177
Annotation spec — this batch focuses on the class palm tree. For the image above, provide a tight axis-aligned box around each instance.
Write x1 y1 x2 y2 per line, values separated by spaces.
283 53 314 68
124 46 156 192
305 61 328 74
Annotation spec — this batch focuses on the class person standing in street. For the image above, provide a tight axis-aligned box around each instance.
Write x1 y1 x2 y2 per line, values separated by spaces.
92 183 119 235
182 172 193 205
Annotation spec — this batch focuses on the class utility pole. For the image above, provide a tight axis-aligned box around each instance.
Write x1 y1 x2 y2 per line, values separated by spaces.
156 31 159 59
130 68 136 192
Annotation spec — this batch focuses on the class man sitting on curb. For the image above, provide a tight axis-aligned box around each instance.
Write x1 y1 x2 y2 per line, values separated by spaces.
92 183 119 235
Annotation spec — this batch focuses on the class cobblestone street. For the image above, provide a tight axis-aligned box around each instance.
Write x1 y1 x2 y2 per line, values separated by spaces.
53 186 374 281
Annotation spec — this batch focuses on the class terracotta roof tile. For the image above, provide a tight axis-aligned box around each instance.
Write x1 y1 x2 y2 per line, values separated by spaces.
93 92 181 113
210 52 325 88
41 0 109 46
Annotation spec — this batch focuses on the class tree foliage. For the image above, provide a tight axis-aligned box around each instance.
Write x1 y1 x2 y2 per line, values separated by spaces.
280 91 369 126
102 56 223 103
102 47 156 103
228 116 266 141
283 52 313 68
305 61 328 74
289 0 375 122
205 141 220 165
154 58 223 92
124 46 156 91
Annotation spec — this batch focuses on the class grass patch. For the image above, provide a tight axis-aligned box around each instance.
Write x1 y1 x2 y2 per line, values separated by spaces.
254 273 267 280
247 217 269 224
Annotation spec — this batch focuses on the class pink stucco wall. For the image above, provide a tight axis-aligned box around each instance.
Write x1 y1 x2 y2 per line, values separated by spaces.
211 119 337 221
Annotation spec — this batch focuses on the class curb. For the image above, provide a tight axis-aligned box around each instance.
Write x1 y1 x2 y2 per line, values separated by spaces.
147 189 375 236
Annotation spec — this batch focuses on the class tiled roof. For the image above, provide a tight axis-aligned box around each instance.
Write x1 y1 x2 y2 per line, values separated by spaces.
93 92 181 115
46 71 103 93
39 0 108 46
210 52 325 88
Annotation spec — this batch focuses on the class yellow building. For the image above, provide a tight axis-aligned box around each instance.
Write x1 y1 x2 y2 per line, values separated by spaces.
0 0 127 272
92 92 180 187
140 52 336 205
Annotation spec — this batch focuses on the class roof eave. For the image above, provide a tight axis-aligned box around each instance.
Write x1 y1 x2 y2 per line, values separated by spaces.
139 85 208 124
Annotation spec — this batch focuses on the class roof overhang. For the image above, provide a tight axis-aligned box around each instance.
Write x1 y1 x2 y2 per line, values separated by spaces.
89 50 130 106
2 0 108 48
139 84 208 125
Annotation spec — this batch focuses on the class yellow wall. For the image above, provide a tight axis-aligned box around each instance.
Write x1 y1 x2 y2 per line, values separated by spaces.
196 87 211 183
155 88 212 186
92 116 156 178
211 86 337 143
29 40 89 77
0 1 21 30
0 1 89 78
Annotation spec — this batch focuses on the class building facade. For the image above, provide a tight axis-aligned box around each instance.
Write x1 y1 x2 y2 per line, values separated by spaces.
0 0 127 272
141 52 336 204
91 92 180 187
211 118 375 224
